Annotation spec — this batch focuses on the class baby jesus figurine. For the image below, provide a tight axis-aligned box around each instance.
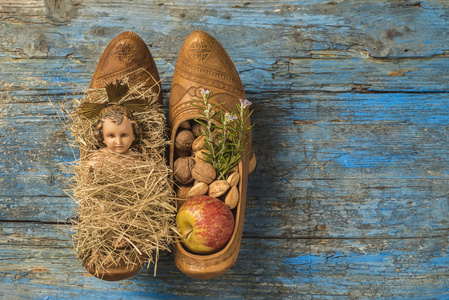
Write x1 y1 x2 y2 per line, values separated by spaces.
70 34 176 281
78 80 147 174
73 78 176 280
86 104 142 249
86 104 141 177
96 104 137 155
77 81 152 251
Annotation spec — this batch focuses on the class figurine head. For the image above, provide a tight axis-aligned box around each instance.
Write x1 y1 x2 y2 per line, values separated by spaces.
95 105 141 154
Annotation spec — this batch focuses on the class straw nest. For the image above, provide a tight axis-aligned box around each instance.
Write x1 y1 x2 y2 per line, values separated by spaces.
69 70 177 277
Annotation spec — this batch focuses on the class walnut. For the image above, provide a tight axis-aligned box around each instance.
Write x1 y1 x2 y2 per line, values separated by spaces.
179 120 191 130
191 161 216 184
192 135 207 152
176 186 191 208
175 130 195 151
174 157 195 185
192 122 206 136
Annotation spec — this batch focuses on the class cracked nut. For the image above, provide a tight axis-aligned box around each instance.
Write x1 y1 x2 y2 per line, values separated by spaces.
174 156 195 185
192 135 208 152
175 130 195 151
191 161 216 184
209 180 230 198
225 186 239 209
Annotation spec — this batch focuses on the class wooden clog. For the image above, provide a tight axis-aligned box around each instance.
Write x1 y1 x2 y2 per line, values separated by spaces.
81 31 162 281
169 30 256 279
83 255 143 282
89 31 162 105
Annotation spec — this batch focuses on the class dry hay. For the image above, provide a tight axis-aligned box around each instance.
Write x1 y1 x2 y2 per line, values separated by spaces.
68 69 177 277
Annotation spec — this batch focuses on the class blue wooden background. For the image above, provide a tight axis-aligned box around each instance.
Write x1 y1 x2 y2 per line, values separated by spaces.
1 0 449 298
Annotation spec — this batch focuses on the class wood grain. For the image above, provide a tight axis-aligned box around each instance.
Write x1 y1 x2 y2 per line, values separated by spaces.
1 0 449 297
1 223 448 298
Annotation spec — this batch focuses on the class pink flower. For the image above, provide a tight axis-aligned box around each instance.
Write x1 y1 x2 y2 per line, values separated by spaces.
239 98 252 108
225 112 238 122
200 87 210 95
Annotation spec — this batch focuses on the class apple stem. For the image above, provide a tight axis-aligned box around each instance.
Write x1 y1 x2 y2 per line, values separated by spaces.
184 230 193 239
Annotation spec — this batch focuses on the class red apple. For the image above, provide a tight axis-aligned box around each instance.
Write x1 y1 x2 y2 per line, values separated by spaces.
176 196 234 254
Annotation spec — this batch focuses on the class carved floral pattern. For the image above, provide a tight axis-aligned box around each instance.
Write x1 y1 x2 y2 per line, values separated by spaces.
188 40 211 62
115 42 136 64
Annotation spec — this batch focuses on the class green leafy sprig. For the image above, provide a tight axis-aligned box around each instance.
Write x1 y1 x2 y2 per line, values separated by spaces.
191 88 254 180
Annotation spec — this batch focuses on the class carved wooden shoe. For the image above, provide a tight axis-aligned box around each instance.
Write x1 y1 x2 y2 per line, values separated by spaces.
83 255 144 282
89 31 162 105
82 31 162 281
169 30 256 280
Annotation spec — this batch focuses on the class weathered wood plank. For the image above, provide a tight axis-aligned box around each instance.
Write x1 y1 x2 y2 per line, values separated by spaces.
1 223 448 299
4 56 449 99
2 92 449 240
1 0 449 298
1 1 449 100
1 0 449 59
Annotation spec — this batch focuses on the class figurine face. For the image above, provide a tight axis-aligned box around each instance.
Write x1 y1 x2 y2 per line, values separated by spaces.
102 117 134 154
